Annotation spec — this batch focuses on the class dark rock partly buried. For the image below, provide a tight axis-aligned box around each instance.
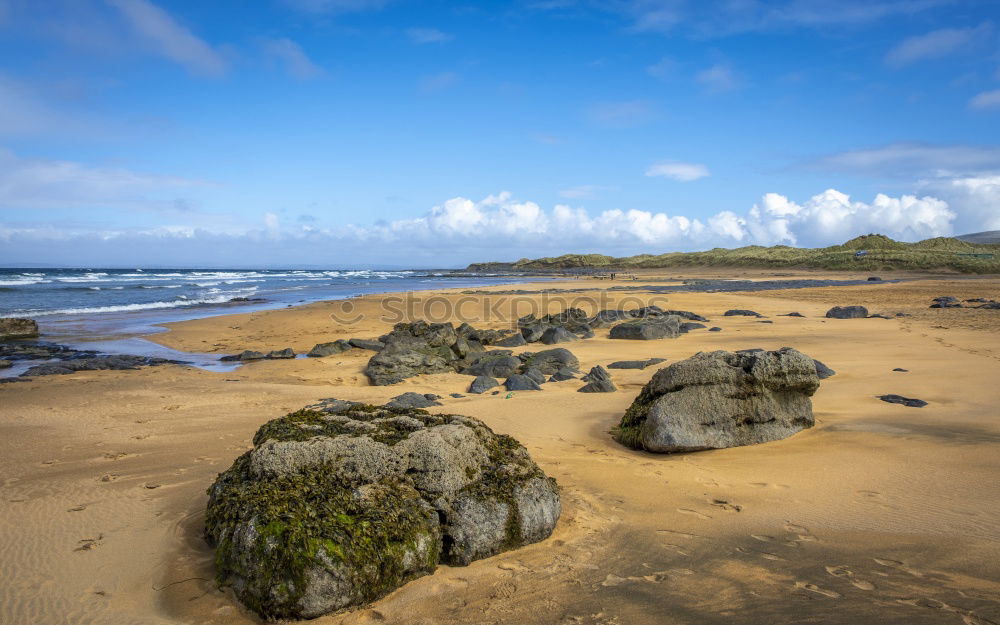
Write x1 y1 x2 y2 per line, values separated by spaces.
206 402 560 619
578 366 616 393
307 340 352 357
708 327 722 332
267 348 296 359
469 375 499 394
892 368 909 372
220 350 267 362
522 367 547 385
878 394 927 408
504 374 542 391
539 326 580 345
386 392 443 409
607 358 665 370
460 350 521 378
778 312 805 317
679 322 707 333
518 348 579 375
0 317 39 340
494 333 527 348
724 309 763 318
548 367 578 382
825 306 869 319
613 347 819 452
609 316 681 340
23 355 176 376
349 338 386 351
813 359 836 379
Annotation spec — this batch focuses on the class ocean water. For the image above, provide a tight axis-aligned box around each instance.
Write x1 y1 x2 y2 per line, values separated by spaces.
0 267 523 375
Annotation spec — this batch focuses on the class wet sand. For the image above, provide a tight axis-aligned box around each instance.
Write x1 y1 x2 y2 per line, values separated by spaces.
2 272 1000 625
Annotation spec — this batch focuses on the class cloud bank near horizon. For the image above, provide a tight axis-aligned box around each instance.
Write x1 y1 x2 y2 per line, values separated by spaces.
0 188 971 267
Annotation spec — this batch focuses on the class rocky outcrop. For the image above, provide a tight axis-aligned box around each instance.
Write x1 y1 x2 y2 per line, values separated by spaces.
22 354 177 377
825 306 868 319
349 338 385 351
0 317 38 340
222 349 295 362
460 351 521 378
518 348 579 374
613 347 819 453
609 316 681 340
578 366 616 393
539 327 579 345
504 374 542 391
386 392 442 409
517 309 594 343
205 402 560 619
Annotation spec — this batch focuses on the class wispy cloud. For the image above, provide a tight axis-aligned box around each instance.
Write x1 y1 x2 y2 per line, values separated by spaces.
645 161 710 182
970 89 1000 111
646 56 678 80
419 71 459 93
811 142 1000 177
696 63 739 92
0 147 207 212
616 0 953 37
261 37 324 79
587 99 658 128
406 27 452 44
885 23 992 67
107 0 227 76
281 0 390 13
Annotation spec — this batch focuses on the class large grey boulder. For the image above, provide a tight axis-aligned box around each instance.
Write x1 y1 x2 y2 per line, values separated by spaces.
0 317 38 340
206 402 560 620
613 347 819 452
504 374 542 391
519 309 592 342
609 315 681 340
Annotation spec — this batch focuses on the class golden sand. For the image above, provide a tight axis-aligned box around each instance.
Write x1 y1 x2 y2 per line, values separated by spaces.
2 272 1000 625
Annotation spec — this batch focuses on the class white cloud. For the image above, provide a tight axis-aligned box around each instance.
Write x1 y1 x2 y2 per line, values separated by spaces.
645 161 710 181
923 175 1000 231
261 37 324 79
0 148 204 212
107 0 227 76
970 89 1000 110
696 63 739 92
587 99 658 128
885 23 992 67
406 28 452 44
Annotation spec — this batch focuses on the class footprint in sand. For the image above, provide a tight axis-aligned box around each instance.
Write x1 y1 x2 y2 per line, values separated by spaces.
785 522 818 542
874 557 924 577
75 534 104 552
825 565 876 590
677 508 713 520
750 535 773 543
736 547 784 561
794 581 841 598
709 499 742 512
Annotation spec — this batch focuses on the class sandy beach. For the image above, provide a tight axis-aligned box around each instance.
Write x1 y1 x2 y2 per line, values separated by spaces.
3 272 1000 625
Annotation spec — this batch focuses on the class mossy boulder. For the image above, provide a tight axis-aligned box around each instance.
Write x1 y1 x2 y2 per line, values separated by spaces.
206 401 560 619
613 347 819 452
0 317 38 340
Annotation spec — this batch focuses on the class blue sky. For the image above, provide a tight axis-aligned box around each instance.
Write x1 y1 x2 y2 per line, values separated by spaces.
0 0 999 267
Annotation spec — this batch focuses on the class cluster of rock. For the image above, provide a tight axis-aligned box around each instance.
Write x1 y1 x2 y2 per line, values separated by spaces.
205 400 560 619
825 306 869 319
0 337 180 381
929 296 1000 309
878 394 928 408
613 347 821 452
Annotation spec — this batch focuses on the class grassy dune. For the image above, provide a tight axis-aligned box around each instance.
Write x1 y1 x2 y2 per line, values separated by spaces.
467 234 1000 274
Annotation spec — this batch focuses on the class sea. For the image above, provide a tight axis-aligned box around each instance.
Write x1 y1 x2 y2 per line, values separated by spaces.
0 267 525 377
